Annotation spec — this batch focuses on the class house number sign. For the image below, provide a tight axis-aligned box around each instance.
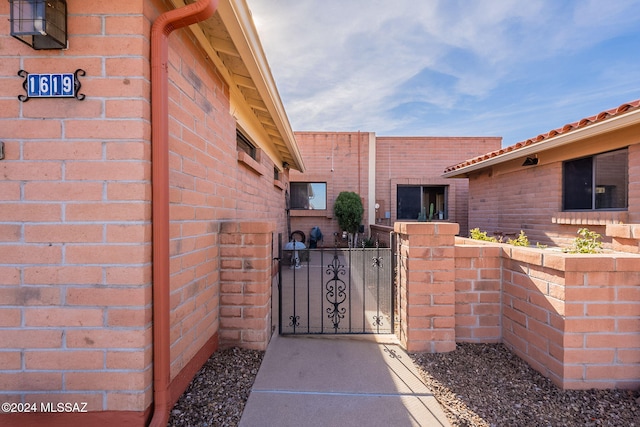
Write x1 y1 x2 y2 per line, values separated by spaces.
17 69 85 102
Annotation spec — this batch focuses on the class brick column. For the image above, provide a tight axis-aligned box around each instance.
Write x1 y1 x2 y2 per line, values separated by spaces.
219 221 274 350
395 222 459 353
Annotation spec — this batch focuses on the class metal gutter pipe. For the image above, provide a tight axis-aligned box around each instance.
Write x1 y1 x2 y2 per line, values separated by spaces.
148 1 218 426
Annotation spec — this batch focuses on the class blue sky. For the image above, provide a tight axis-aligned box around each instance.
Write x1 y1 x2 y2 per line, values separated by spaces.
246 0 640 147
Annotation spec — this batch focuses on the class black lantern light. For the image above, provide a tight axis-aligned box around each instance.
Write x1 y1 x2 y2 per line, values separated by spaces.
9 0 67 50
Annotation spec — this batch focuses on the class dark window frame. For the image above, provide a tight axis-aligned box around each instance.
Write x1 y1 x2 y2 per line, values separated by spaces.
236 130 256 160
397 185 448 220
562 148 628 211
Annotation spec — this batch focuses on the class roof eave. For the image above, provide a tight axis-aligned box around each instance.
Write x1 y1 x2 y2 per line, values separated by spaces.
442 108 640 178
218 0 305 172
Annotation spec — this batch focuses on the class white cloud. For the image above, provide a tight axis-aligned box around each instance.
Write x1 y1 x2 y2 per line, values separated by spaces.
247 0 640 140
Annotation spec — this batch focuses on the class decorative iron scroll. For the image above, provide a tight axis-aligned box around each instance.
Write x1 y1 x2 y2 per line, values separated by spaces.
373 314 383 326
325 250 347 331
289 315 300 328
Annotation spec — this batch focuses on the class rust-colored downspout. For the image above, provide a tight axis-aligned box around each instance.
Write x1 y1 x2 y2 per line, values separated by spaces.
149 1 218 426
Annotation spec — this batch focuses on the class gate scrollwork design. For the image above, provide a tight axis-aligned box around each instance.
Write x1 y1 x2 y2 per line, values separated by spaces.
325 251 347 331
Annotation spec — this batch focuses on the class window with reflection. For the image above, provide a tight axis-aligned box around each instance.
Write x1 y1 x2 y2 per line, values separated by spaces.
563 149 628 210
290 182 327 210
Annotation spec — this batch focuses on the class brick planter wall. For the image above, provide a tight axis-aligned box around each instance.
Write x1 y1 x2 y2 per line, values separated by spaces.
454 241 502 342
397 225 640 390
455 238 640 389
607 224 640 254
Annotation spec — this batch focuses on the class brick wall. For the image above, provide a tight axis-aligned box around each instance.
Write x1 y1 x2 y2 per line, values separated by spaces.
0 1 154 413
219 221 274 350
468 134 640 248
377 137 501 236
395 222 459 353
397 224 640 390
0 0 290 419
453 238 640 389
500 247 640 389
607 224 640 253
289 132 371 242
290 134 501 243
454 241 502 342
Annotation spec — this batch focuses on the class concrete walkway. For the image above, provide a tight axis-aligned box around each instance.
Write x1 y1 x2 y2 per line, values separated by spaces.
239 333 450 427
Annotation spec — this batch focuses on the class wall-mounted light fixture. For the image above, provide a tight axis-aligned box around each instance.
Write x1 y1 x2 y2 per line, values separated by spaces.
522 155 539 166
282 161 290 170
9 0 67 50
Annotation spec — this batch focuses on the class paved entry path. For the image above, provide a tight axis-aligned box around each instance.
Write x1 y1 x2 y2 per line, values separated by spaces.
239 334 451 427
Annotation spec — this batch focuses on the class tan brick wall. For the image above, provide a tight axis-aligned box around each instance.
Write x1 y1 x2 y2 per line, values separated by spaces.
468 131 640 249
0 0 290 415
395 222 459 353
454 241 502 342
290 134 501 243
0 1 153 412
455 237 640 389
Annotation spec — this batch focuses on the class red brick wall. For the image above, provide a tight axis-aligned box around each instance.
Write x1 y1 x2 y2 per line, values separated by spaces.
0 0 289 416
0 1 154 413
395 222 459 353
397 224 640 389
500 247 640 389
219 221 275 350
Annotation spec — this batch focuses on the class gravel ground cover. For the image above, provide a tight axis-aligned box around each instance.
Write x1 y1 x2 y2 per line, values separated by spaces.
168 347 264 427
411 343 639 427
168 343 639 427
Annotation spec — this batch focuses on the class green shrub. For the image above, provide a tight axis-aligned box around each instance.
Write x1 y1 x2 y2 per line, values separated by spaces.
333 191 364 234
565 228 603 254
507 230 530 247
469 228 498 242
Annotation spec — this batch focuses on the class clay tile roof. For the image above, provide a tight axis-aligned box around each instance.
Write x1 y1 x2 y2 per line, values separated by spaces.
443 99 640 174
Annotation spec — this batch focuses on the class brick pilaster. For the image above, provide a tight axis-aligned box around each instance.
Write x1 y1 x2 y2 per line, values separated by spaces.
395 222 459 352
219 221 274 350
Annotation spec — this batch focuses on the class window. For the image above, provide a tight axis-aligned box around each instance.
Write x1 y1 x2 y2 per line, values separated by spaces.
397 185 447 220
563 149 628 210
290 182 327 210
236 130 256 159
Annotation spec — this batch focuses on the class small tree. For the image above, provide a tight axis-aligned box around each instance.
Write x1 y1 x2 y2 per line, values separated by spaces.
333 191 364 247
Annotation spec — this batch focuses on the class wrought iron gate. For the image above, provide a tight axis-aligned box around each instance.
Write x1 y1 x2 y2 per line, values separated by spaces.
277 235 396 335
